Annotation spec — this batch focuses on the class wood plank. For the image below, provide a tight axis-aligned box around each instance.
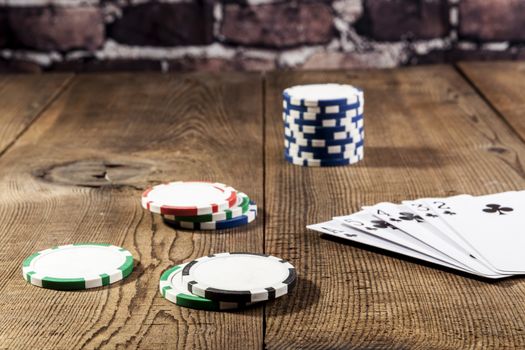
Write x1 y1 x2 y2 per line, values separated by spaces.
264 66 525 349
0 74 72 156
0 73 264 349
459 61 525 141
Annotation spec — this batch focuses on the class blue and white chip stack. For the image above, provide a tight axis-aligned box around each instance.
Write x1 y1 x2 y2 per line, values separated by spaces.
283 84 364 167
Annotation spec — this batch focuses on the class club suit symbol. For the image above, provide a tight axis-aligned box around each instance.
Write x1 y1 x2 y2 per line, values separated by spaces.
482 204 513 215
398 212 424 222
371 220 398 230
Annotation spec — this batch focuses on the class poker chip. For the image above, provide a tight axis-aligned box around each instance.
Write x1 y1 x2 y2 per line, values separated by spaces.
284 103 359 115
164 202 257 230
285 133 363 148
162 192 251 223
182 252 297 303
285 153 363 167
142 181 237 216
287 108 361 121
286 139 362 154
282 83 365 167
285 126 360 141
22 243 134 290
283 112 362 127
141 181 257 231
284 83 363 106
285 146 362 160
159 263 253 311
284 119 362 135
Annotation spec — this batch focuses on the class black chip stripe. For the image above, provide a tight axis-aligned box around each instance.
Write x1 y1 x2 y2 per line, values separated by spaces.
182 260 198 276
205 287 252 303
187 280 197 293
283 268 297 292
266 287 276 300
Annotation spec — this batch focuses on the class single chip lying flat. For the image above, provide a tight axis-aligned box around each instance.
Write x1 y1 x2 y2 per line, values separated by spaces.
22 243 134 290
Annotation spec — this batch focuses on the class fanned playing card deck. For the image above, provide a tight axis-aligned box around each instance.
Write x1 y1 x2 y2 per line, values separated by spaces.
308 191 525 279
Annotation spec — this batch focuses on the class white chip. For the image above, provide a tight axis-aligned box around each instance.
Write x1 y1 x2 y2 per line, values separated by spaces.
22 243 134 290
142 181 237 216
182 253 296 303
284 84 362 105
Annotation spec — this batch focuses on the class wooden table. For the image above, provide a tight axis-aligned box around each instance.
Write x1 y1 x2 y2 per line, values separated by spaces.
1 63 525 349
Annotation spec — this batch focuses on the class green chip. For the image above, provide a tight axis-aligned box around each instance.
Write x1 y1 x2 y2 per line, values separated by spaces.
159 263 252 311
22 243 134 291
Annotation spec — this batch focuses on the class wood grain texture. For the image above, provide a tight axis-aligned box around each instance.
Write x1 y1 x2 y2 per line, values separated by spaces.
0 74 72 156
264 66 525 349
0 73 263 349
459 61 525 141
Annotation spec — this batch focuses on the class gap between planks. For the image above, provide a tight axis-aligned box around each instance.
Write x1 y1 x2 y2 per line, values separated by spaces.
0 74 75 160
454 63 525 145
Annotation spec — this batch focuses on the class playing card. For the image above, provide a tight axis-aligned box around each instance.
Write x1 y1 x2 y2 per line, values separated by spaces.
402 198 509 276
425 191 525 273
368 202 506 278
334 210 475 271
307 220 471 272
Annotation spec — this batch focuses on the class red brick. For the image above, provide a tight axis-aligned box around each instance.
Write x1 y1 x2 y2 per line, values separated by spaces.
9 6 104 51
358 0 449 41
459 0 525 41
221 2 334 48
110 3 214 46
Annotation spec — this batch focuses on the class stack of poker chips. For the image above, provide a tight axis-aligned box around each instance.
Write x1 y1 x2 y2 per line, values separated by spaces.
159 252 296 311
141 181 257 231
283 83 364 167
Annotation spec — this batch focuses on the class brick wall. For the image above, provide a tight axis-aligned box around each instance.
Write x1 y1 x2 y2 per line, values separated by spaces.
0 0 523 73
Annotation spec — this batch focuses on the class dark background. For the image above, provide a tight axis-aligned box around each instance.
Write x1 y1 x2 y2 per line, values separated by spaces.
0 0 521 73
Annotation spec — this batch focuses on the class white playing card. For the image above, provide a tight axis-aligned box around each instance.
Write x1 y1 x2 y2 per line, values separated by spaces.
307 220 471 273
368 202 506 278
422 196 507 273
402 198 508 277
334 211 474 270
425 191 525 273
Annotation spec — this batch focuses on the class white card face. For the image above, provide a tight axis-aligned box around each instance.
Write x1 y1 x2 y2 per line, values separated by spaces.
334 211 472 269
402 198 507 276
307 220 470 273
425 191 525 273
368 202 506 278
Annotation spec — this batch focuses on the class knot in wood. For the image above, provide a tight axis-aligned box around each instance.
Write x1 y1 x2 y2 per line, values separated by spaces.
34 159 153 188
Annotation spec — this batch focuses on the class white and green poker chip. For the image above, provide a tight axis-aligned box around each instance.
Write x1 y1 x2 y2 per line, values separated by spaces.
159 263 252 311
22 243 134 291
